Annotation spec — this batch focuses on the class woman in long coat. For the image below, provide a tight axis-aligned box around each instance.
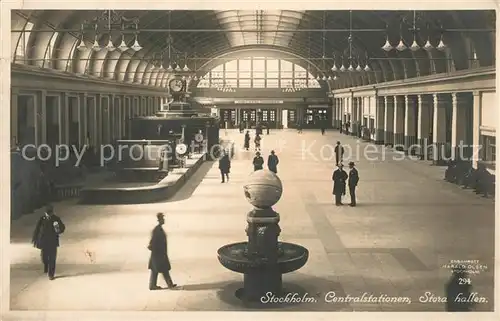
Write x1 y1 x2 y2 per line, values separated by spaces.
148 213 176 290
244 131 250 150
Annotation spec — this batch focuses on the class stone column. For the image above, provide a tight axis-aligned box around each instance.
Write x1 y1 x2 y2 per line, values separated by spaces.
348 96 354 135
404 95 417 154
331 99 336 128
417 94 432 159
432 93 448 163
472 91 482 169
374 96 385 144
451 92 469 160
383 96 394 146
393 95 405 151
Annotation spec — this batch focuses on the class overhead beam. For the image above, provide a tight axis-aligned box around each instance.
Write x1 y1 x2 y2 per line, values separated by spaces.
11 28 496 33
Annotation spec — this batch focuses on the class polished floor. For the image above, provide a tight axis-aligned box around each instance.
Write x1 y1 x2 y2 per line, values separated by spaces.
10 129 495 311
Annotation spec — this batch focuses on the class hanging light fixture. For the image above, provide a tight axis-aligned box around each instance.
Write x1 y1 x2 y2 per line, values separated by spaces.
396 22 407 52
327 75 332 80
423 37 434 51
333 75 338 80
105 35 116 51
364 64 371 72
355 62 362 72
193 75 198 81
91 36 101 52
347 64 354 72
340 64 346 72
436 33 446 51
166 65 174 72
130 34 142 52
322 75 327 81
331 64 338 72
410 38 420 51
381 35 393 52
117 34 129 52
396 39 407 51
77 36 87 51
103 11 115 52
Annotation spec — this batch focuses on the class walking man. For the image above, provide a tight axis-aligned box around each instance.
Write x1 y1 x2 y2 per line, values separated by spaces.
148 213 177 290
218 150 231 183
332 164 348 206
348 161 359 206
334 141 344 166
267 150 279 174
32 204 66 280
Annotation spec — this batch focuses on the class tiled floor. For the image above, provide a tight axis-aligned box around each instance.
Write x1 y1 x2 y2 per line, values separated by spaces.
10 129 495 311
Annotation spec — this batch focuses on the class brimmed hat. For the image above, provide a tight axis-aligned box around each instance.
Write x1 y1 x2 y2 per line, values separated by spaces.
348 161 355 166
156 212 165 220
45 204 54 214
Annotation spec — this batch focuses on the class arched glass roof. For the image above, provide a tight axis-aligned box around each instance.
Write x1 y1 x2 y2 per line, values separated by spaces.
10 10 496 90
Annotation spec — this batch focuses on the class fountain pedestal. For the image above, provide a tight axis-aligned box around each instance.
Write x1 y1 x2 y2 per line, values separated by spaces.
217 170 309 303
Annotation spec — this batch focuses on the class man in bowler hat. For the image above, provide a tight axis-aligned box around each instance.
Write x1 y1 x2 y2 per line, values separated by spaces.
32 204 66 280
348 161 359 206
148 213 177 290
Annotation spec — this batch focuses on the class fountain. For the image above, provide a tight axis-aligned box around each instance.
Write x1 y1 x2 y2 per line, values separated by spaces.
217 170 309 303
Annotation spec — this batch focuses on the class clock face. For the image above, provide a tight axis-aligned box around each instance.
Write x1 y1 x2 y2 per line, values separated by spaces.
169 79 183 92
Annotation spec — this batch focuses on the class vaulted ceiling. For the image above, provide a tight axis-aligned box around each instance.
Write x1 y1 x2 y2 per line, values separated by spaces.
11 10 496 89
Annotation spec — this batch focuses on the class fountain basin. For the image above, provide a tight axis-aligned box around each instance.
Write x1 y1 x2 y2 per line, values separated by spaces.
217 242 309 274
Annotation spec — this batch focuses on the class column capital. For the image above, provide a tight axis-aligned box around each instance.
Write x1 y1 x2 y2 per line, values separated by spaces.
433 93 450 105
384 96 394 104
451 92 470 105
473 90 482 97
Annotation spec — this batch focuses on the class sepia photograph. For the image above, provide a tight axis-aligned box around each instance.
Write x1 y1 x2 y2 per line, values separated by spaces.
3 2 498 319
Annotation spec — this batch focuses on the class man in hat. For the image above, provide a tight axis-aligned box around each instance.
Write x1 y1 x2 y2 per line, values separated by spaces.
148 213 177 290
334 141 344 166
253 151 264 171
348 161 359 206
332 164 348 206
267 150 279 174
32 204 66 280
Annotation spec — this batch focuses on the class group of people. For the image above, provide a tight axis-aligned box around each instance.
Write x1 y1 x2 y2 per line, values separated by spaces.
331 140 360 206
252 150 279 173
244 130 262 151
32 205 178 290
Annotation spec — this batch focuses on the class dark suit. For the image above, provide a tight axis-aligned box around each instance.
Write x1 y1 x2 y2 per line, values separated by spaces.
148 225 174 289
253 156 264 171
32 214 66 277
334 145 344 165
332 169 348 205
218 155 231 182
267 154 279 173
348 167 359 205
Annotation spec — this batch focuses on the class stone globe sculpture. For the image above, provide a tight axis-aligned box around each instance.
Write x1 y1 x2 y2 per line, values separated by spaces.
243 169 283 208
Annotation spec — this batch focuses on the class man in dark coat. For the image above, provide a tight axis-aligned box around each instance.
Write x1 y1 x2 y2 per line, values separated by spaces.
148 213 177 290
218 151 231 183
244 131 250 151
348 161 359 207
267 150 279 174
253 152 264 171
332 164 348 206
32 204 66 280
334 141 344 166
